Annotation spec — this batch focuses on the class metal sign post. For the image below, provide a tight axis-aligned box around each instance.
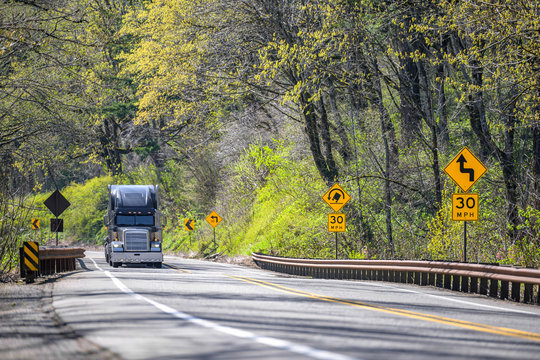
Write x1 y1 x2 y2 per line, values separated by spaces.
205 211 223 252
323 185 350 260
444 148 486 263
464 222 467 263
44 190 70 246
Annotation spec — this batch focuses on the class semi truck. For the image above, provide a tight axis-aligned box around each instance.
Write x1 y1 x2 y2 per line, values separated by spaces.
103 185 166 268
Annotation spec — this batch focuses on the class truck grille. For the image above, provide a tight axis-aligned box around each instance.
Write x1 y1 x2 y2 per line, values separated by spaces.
125 230 149 251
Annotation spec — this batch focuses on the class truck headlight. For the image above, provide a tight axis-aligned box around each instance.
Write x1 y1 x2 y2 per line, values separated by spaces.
151 242 161 251
112 241 124 252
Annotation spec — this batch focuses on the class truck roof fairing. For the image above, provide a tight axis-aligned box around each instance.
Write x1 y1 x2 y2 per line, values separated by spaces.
108 185 157 210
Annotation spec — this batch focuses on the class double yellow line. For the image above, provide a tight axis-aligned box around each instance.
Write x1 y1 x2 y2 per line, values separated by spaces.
229 275 540 343
163 263 192 273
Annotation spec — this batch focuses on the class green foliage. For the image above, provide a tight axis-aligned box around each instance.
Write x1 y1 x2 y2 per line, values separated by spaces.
61 176 113 243
426 190 462 261
215 140 332 257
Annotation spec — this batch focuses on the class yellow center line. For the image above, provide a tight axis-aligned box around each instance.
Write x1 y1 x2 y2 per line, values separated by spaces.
163 263 192 273
228 275 540 343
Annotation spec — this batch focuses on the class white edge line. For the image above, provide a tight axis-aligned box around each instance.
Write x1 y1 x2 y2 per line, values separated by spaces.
356 281 538 315
87 257 360 360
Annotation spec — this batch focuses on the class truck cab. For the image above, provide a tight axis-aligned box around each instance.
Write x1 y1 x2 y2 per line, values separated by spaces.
104 185 166 268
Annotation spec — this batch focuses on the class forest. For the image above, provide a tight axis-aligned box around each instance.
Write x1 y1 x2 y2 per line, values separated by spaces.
1 0 539 279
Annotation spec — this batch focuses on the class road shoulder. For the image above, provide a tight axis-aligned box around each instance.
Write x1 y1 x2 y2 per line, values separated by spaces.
0 275 121 360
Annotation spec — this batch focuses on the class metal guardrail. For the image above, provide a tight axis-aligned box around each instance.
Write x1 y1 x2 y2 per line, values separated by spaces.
20 246 85 281
252 253 540 305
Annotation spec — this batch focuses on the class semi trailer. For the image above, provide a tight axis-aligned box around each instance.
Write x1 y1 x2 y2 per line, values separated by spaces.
104 185 166 268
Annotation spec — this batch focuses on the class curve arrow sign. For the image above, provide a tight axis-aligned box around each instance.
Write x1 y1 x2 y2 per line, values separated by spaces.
456 154 474 182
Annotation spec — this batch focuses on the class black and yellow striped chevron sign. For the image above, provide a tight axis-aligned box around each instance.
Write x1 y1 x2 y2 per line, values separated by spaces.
23 241 39 272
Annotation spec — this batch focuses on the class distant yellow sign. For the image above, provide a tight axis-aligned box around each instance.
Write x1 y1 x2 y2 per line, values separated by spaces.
206 211 223 228
452 193 479 221
328 213 346 232
31 218 40 230
444 147 487 193
322 183 351 212
184 219 194 231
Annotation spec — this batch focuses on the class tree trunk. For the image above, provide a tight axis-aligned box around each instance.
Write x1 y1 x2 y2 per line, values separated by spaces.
533 123 540 210
373 59 395 258
436 62 450 149
327 83 353 164
398 40 422 147
418 59 443 208
300 91 338 184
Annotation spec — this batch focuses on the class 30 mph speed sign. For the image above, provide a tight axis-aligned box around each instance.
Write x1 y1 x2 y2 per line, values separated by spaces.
452 194 479 221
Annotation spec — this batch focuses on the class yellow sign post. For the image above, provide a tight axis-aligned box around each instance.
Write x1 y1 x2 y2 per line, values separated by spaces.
205 211 222 228
206 211 223 251
452 194 479 221
323 183 350 259
444 147 487 262
444 147 487 193
322 183 351 212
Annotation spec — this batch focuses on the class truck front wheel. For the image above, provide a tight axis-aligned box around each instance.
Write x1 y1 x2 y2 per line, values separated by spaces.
154 262 162 268
112 262 121 268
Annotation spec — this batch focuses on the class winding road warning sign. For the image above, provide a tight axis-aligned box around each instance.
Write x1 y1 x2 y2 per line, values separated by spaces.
444 147 487 192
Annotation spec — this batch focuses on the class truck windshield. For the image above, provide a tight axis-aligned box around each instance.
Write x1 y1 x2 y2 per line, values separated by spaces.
116 215 154 226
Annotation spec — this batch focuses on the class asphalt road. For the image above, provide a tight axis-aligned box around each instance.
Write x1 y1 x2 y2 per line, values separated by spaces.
52 251 540 360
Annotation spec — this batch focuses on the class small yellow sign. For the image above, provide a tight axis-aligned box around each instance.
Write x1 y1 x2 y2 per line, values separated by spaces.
444 147 487 193
31 218 40 230
206 211 223 228
328 213 346 232
184 219 195 231
322 183 351 212
452 193 479 221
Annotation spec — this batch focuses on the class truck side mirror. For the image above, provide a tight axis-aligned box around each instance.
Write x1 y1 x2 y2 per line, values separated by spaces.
103 214 109 226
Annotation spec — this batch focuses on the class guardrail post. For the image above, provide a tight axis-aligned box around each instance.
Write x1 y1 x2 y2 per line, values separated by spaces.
524 284 533 303
428 272 435 286
444 274 451 289
479 278 488 295
436 273 443 288
461 276 469 293
470 277 478 293
492 280 502 298
398 271 405 284
511 282 520 302
452 275 460 291
420 272 428 286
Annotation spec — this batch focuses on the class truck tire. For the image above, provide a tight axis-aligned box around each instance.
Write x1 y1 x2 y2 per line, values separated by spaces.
113 262 121 268
154 262 162 268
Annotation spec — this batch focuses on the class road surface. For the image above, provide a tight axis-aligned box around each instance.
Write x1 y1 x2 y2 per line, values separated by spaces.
51 251 540 359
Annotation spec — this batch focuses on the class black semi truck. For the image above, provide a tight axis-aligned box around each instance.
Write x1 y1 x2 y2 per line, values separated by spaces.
104 185 166 268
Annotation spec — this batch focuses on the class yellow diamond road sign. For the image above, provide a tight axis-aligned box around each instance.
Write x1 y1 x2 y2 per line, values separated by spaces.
206 211 223 228
444 147 487 193
323 183 351 212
